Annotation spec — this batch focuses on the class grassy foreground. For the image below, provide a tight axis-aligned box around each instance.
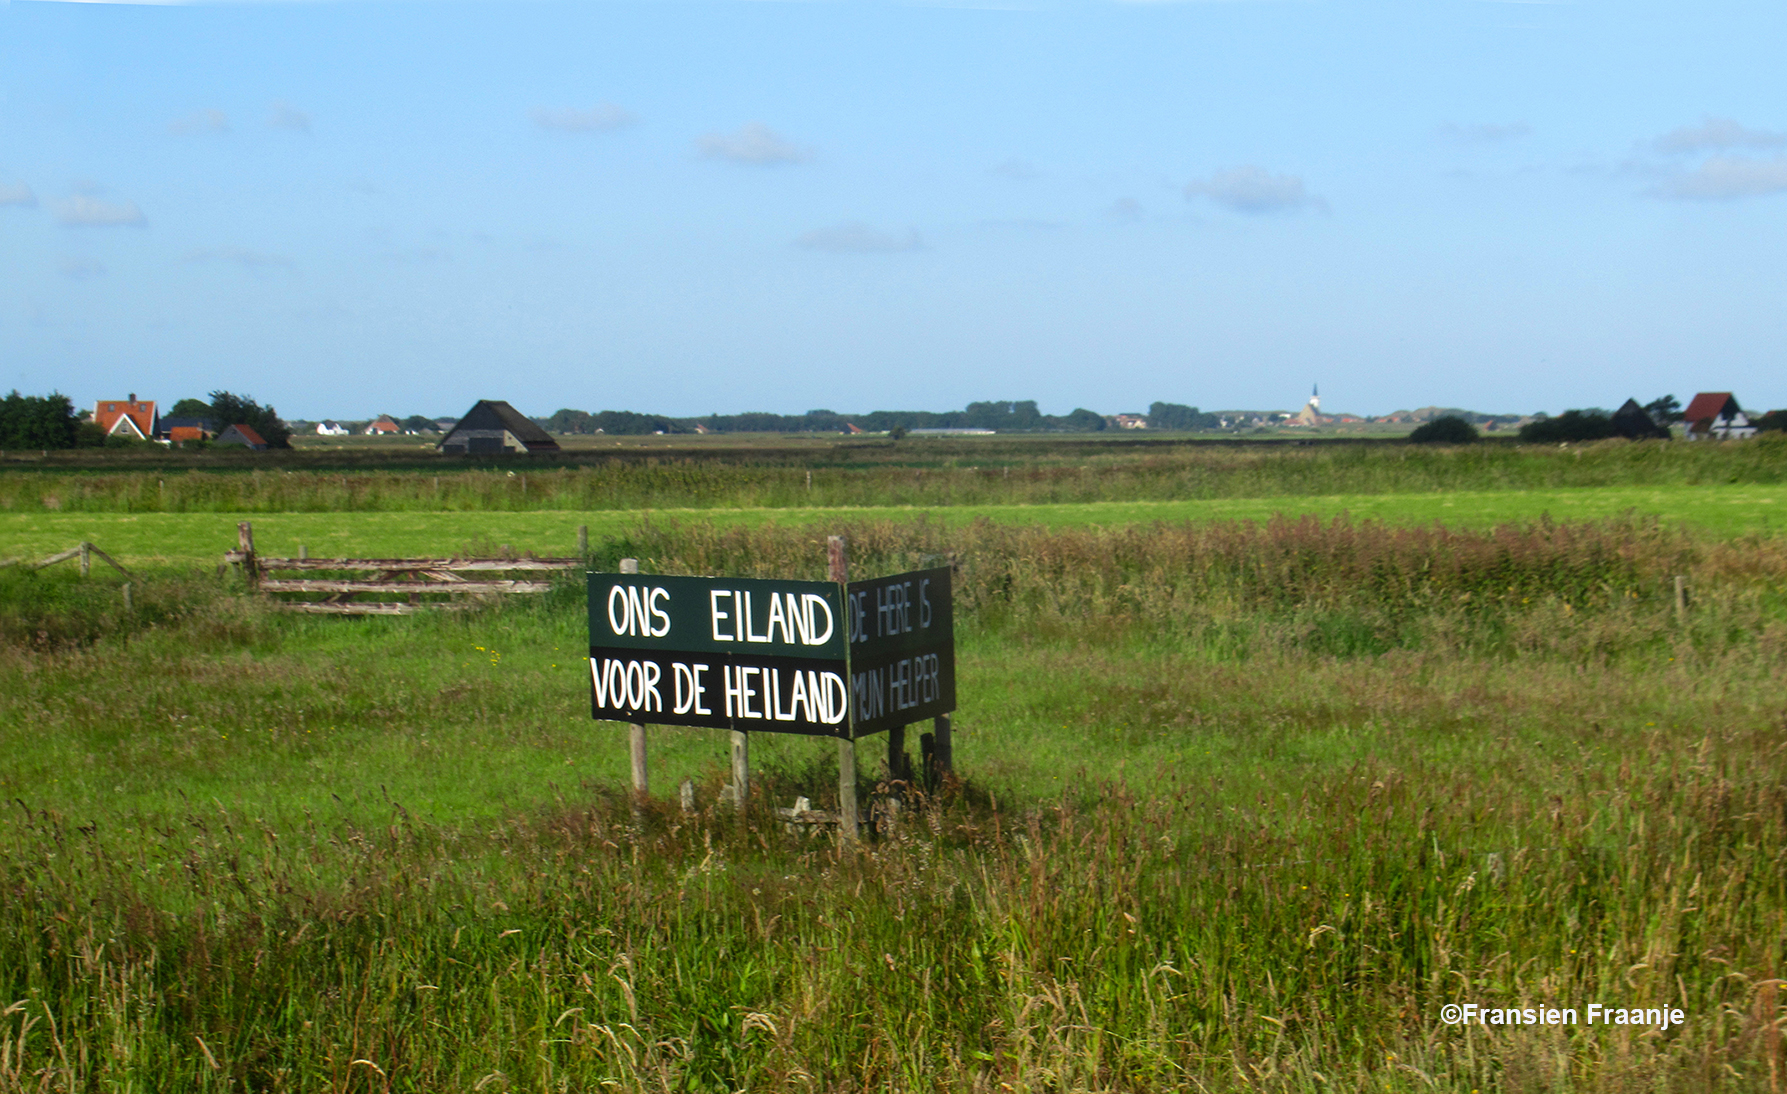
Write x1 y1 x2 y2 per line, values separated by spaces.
2 514 1785 1091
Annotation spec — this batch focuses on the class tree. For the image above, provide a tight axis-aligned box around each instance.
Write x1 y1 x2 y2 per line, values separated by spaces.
1064 407 1106 432
401 414 436 433
0 392 80 449
546 408 595 434
1643 395 1683 427
1519 410 1616 443
1408 416 1479 444
208 391 291 449
169 397 213 419
1148 402 1220 431
1755 410 1787 433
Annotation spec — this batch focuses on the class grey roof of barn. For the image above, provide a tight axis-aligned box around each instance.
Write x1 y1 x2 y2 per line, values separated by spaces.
441 400 559 450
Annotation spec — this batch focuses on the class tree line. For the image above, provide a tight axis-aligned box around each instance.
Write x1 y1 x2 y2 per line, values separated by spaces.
541 401 1224 436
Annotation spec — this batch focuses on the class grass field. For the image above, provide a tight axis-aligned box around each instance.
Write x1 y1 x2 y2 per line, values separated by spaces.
3 444 1786 1091
5 482 1787 570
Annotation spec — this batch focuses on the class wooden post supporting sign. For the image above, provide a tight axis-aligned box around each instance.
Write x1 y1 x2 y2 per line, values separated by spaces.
830 536 859 843
619 558 649 813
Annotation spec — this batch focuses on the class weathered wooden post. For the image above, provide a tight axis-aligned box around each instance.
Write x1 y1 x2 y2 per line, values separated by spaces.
933 714 953 779
121 583 133 613
830 535 859 843
620 558 649 812
1674 575 1688 621
731 729 749 815
79 542 90 578
237 522 258 587
887 724 907 784
576 525 589 558
298 544 308 561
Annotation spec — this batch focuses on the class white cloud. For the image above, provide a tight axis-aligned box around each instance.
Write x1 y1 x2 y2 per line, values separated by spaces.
1440 121 1530 142
1655 116 1785 155
169 109 229 135
1651 156 1787 201
268 101 311 132
990 158 1040 180
59 257 107 280
699 123 809 165
54 195 146 226
1185 165 1326 214
532 104 636 132
186 247 294 268
795 223 922 253
0 183 35 207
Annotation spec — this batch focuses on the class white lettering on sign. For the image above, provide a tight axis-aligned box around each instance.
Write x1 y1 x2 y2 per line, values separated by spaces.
709 591 835 646
850 654 943 722
876 581 913 637
850 581 934 643
672 662 712 716
589 656 665 713
606 585 671 638
721 664 847 725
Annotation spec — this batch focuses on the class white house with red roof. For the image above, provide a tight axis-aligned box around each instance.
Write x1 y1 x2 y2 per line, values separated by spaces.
1681 393 1756 441
93 395 156 439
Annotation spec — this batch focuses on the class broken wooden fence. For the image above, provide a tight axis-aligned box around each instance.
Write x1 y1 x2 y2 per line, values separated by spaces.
1 542 135 580
224 521 582 615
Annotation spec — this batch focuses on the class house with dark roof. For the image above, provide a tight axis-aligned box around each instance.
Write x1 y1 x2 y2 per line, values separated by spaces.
215 424 269 450
1610 399 1670 440
94 395 156 440
437 400 561 454
1682 392 1756 441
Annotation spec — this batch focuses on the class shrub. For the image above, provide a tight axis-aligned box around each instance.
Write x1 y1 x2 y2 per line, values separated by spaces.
1407 416 1478 444
1520 409 1616 443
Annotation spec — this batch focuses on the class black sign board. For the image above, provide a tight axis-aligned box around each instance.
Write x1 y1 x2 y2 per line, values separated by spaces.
589 574 849 736
845 567 956 736
589 567 954 739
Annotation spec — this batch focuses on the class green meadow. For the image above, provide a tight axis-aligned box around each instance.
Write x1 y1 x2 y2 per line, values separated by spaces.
2 439 1785 1092
5 482 1787 568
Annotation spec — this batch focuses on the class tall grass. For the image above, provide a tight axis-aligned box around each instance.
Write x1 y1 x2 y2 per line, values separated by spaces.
2 514 1785 1090
2 751 1783 1092
4 434 1786 514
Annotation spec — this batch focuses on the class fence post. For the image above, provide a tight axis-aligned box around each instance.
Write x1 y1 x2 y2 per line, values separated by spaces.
933 714 953 780
887 724 908 784
237 522 258 587
121 583 132 613
731 730 749 814
577 525 589 558
298 545 308 561
79 542 90 577
1674 575 1688 621
830 536 859 843
620 558 648 814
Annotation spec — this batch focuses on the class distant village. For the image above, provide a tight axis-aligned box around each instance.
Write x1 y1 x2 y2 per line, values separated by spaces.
72 386 1778 454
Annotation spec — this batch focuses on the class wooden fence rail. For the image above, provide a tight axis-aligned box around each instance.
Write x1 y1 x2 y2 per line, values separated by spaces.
0 542 135 580
225 521 582 615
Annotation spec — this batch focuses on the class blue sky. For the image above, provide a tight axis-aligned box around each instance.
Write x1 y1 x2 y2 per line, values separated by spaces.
2 0 1783 420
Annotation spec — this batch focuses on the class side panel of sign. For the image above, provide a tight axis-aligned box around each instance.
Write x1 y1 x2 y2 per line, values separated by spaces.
845 567 956 736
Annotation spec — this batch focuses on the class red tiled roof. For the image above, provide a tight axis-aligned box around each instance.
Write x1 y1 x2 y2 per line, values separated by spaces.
227 424 268 446
95 399 155 438
1682 392 1736 423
